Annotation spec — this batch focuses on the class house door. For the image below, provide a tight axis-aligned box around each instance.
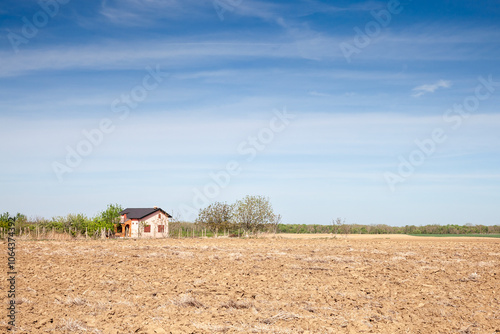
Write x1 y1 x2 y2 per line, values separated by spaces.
125 225 130 237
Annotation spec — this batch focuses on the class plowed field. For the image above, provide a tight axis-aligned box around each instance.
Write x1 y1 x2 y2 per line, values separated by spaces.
2 235 499 333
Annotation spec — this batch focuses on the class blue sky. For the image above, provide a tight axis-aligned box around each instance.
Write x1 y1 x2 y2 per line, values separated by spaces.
1 0 499 226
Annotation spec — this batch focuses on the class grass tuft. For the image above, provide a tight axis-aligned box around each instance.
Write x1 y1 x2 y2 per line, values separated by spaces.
171 294 205 308
220 299 254 310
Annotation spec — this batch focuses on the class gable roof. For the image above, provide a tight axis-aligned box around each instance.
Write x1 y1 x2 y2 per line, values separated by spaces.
119 208 172 219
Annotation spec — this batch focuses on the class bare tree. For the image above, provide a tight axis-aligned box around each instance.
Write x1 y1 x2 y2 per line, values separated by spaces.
195 202 234 233
332 217 345 238
168 211 183 238
234 195 275 235
341 220 350 238
270 214 282 234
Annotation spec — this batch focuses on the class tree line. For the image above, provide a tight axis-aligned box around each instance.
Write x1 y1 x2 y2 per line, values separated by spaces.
278 222 500 235
0 204 123 238
2 200 499 239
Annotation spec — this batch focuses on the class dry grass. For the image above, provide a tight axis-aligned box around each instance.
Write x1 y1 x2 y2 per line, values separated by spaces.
56 318 101 333
15 297 32 305
171 293 205 308
261 311 300 325
220 299 254 310
55 296 87 306
192 322 232 332
459 272 480 282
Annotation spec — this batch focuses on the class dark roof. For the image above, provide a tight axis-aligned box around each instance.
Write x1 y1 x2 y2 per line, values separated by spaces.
119 208 172 219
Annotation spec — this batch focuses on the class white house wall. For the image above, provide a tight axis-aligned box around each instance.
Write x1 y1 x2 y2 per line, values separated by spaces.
139 211 169 238
131 221 139 238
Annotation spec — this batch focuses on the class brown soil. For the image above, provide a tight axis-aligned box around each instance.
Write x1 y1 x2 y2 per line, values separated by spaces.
2 236 499 333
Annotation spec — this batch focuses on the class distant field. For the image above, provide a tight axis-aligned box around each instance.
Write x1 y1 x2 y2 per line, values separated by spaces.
268 233 500 240
410 234 500 238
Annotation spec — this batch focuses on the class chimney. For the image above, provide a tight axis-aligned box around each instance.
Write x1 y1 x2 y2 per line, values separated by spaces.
154 206 158 209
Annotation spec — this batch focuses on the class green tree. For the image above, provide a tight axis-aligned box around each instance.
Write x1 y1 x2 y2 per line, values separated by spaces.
66 213 90 235
91 203 124 235
0 212 13 230
98 204 123 226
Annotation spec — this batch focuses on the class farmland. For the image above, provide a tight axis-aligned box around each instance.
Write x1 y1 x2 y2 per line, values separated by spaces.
2 235 500 333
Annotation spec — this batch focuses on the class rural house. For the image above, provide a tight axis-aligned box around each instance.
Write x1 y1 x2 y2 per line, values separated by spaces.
114 207 172 238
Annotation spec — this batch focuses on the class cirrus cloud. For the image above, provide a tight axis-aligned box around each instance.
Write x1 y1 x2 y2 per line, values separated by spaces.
411 79 452 97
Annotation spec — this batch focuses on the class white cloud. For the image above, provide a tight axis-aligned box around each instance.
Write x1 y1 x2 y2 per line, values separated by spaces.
411 79 452 97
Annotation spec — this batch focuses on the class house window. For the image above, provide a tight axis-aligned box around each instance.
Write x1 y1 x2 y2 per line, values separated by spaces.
159 213 161 218
158 225 165 233
144 225 151 233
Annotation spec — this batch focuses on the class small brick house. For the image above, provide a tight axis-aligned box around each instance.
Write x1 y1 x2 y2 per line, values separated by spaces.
115 207 172 238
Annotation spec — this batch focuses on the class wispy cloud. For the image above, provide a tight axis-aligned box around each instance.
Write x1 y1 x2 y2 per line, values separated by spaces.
411 79 452 97
231 0 380 23
98 0 210 25
0 40 300 77
2 23 499 77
